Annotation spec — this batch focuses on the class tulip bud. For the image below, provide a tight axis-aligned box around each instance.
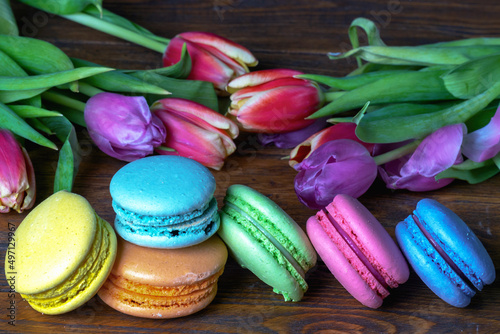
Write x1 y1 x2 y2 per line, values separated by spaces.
163 32 258 94
378 124 466 191
151 98 239 170
227 69 324 133
294 139 377 210
289 122 375 167
0 129 36 213
84 92 167 162
462 106 500 162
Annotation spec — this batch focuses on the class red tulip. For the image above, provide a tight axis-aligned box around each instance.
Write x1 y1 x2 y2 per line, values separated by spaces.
151 98 239 170
163 32 258 94
227 69 324 133
0 129 36 213
289 122 375 167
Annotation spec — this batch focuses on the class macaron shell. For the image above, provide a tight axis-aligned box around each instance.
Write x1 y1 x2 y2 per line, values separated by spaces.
218 210 305 302
396 219 473 307
98 235 227 318
110 156 216 217
328 194 410 287
306 216 383 308
14 191 97 294
224 184 317 272
414 199 495 289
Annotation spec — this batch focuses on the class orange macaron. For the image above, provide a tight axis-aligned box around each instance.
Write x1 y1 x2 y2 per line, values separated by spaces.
98 235 227 318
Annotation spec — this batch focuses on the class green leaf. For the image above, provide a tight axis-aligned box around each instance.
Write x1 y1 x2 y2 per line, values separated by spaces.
0 67 114 90
442 54 500 99
425 37 500 47
329 45 500 66
0 88 47 104
0 101 57 149
0 35 74 75
347 17 386 67
39 116 81 192
130 72 219 111
71 58 170 95
8 105 62 118
464 103 498 132
0 0 18 36
436 159 500 184
308 69 455 118
355 81 500 143
17 0 102 15
123 44 192 79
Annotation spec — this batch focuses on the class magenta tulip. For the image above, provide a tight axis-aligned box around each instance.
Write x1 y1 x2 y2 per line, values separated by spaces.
294 139 377 209
378 124 466 191
227 69 324 133
289 122 375 167
462 106 500 162
151 98 239 170
0 129 36 213
163 31 258 93
84 92 167 162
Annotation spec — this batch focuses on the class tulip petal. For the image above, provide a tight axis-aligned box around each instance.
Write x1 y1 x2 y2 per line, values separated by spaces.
462 106 500 162
294 139 377 209
230 77 312 104
227 68 304 92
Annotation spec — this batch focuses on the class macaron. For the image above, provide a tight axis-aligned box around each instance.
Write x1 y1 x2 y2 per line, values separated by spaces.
110 155 220 248
6 191 117 315
306 194 409 308
218 184 317 302
395 198 496 307
98 235 227 318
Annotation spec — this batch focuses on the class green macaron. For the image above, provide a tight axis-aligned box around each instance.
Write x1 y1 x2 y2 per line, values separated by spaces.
218 184 317 301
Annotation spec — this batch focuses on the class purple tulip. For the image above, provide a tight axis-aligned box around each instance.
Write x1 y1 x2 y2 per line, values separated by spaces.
462 106 500 162
85 93 167 162
294 139 377 210
378 124 466 191
257 117 330 149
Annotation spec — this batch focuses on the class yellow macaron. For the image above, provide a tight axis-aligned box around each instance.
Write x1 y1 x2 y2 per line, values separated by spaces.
6 191 117 315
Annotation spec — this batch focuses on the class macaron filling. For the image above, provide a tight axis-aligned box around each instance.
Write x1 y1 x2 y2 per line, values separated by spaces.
412 214 477 292
224 201 305 278
323 210 389 292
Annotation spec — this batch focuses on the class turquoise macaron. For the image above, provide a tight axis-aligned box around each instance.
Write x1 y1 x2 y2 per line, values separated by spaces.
110 156 220 248
218 184 317 302
396 198 495 307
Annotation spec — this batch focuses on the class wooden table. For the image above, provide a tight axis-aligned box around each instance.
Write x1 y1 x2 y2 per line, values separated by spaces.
2 0 500 332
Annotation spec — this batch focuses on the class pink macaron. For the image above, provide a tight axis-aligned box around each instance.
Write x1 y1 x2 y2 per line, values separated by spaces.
306 194 409 308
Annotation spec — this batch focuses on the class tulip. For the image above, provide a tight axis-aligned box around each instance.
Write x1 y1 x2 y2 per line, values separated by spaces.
151 98 239 170
462 106 500 162
289 122 375 167
163 32 258 94
257 117 330 149
227 69 324 133
84 92 167 162
294 139 377 210
0 129 36 213
377 124 466 191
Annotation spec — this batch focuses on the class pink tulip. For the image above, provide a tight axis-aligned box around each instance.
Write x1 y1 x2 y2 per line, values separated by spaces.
227 69 324 133
462 105 500 162
85 93 167 162
289 122 375 167
151 98 239 170
378 124 466 191
0 129 36 213
163 32 258 94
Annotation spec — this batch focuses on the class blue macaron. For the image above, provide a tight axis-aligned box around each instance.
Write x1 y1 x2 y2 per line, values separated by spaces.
395 198 495 307
110 155 220 248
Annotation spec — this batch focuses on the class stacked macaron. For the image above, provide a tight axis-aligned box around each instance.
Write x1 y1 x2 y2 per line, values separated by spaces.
99 155 228 318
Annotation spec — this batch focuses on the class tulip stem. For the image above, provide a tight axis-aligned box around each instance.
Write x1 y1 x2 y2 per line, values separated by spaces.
373 140 421 165
42 91 86 113
78 82 105 97
60 13 168 53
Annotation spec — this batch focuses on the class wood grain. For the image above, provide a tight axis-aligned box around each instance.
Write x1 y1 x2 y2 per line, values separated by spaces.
2 0 500 332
